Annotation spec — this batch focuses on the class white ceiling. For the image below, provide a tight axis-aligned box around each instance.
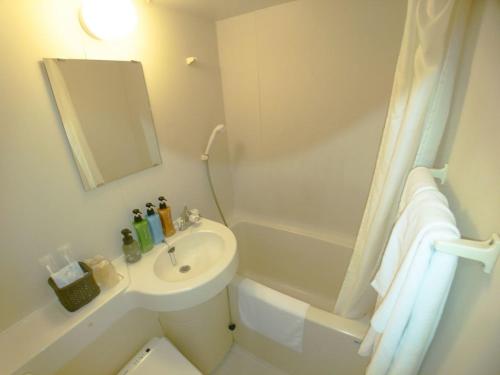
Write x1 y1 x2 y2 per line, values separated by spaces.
151 0 296 20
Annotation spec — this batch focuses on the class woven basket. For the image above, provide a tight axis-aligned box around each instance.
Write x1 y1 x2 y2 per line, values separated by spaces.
48 262 101 312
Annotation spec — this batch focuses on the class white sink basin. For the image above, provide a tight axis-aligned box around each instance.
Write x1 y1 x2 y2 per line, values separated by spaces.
126 218 238 311
154 232 225 282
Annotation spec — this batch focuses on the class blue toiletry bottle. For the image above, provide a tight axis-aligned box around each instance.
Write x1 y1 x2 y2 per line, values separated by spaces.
146 203 165 245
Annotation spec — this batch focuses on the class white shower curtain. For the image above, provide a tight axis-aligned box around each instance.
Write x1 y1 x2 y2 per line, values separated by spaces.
335 0 471 318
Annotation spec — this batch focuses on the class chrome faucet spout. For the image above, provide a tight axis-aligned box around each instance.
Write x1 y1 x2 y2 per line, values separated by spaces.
168 246 177 266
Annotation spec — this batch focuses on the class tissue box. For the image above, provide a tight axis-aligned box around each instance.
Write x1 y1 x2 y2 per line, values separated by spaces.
48 262 101 312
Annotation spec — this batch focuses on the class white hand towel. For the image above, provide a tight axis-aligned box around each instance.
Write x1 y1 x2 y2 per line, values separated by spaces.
359 167 460 375
238 278 309 352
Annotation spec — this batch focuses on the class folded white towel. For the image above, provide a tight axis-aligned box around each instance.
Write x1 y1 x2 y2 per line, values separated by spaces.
238 278 309 352
360 167 460 375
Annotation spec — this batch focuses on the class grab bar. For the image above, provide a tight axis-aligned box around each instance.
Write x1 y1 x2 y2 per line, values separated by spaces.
434 234 500 274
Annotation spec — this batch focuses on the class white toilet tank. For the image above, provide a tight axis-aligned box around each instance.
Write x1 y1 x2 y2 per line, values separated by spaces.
117 337 202 375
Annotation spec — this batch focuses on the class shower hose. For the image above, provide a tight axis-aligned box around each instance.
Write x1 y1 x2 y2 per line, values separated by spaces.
204 159 228 227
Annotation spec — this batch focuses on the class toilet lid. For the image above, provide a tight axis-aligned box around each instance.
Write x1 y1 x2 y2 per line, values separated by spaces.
117 337 202 375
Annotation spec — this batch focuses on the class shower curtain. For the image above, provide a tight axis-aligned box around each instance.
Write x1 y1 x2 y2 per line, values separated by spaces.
335 0 471 319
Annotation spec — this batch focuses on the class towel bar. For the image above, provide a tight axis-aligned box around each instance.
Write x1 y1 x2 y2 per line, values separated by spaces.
429 164 448 184
434 234 500 274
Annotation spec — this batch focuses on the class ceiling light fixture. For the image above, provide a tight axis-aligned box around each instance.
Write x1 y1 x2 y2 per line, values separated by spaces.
80 0 138 41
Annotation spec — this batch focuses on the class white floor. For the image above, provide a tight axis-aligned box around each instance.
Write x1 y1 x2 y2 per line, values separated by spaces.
213 344 288 375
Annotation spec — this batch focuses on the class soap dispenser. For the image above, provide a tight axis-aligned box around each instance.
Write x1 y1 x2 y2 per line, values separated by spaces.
145 203 164 244
132 209 154 253
158 196 176 237
121 228 142 263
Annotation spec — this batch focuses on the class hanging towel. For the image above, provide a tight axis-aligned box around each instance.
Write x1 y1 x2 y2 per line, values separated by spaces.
359 167 460 375
237 278 309 352
398 166 443 211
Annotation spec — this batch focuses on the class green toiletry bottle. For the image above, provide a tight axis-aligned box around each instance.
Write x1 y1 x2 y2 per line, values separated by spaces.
132 209 154 253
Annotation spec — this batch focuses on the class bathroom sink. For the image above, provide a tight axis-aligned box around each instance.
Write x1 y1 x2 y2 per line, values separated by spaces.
125 218 238 311
154 232 225 282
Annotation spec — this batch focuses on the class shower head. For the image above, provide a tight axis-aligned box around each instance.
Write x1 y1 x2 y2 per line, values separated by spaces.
201 124 225 160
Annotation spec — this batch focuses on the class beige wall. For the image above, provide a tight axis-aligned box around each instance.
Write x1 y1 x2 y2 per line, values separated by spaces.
0 0 232 334
420 1 500 374
216 0 406 244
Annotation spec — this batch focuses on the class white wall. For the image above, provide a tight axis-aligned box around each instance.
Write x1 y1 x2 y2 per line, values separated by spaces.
0 0 231 333
216 0 406 244
420 1 500 373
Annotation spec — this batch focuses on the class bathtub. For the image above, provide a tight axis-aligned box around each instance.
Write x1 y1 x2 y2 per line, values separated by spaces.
228 221 369 375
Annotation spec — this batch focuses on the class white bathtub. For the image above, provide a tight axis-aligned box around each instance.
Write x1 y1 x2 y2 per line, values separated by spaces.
228 221 369 375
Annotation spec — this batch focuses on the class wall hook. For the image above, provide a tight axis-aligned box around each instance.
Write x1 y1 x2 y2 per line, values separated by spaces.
186 57 197 65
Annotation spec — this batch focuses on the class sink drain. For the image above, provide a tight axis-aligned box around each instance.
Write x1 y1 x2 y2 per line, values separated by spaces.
179 265 191 273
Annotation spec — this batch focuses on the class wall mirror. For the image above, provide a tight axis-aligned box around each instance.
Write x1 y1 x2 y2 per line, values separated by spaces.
43 58 161 190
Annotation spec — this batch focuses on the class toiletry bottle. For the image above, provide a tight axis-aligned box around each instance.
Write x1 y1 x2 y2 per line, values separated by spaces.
158 196 176 237
146 203 164 244
132 209 154 253
121 228 142 263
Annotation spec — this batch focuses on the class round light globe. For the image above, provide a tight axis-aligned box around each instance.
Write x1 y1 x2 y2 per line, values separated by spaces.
80 0 138 41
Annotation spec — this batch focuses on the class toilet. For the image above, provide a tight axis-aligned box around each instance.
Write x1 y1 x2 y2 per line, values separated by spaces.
117 337 202 375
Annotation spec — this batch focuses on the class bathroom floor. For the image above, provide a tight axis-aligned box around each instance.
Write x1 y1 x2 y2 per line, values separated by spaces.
213 344 288 375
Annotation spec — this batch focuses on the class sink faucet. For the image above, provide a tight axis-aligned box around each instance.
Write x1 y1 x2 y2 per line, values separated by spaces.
177 206 201 231
163 238 177 266
167 246 177 266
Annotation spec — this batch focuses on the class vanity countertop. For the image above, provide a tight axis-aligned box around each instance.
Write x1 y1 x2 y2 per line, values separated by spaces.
0 257 130 375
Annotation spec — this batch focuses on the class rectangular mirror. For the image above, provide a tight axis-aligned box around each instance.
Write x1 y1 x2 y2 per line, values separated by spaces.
43 58 161 190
